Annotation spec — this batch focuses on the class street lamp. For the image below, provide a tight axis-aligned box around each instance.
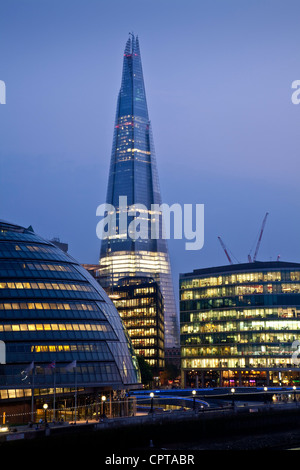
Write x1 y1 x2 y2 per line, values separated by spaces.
43 403 48 426
192 390 196 411
264 386 268 404
101 395 107 419
149 392 154 414
293 386 297 403
231 388 235 408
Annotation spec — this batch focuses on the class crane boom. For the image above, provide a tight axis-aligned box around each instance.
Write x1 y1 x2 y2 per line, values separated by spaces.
218 236 233 265
253 212 269 262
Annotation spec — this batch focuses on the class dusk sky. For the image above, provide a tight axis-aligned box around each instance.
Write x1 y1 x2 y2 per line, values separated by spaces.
1 0 300 297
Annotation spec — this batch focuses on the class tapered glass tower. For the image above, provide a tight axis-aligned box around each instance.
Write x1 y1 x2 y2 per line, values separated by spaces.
99 34 179 349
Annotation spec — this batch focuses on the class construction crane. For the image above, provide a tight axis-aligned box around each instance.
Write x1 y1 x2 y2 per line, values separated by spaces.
218 236 233 265
248 212 269 263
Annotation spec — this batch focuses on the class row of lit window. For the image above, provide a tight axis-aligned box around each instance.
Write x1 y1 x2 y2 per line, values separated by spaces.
0 229 36 240
114 307 157 318
182 308 299 323
131 338 157 346
123 319 157 328
182 345 294 357
30 344 105 353
182 357 297 369
181 283 300 300
127 327 157 336
6 342 109 354
180 296 300 311
0 281 93 292
15 244 54 253
0 261 73 273
134 348 160 357
0 389 32 399
0 388 81 399
100 251 170 274
0 301 99 311
180 271 300 289
181 320 300 334
0 323 109 332
1 243 60 256
113 298 156 307
135 287 155 295
181 332 299 345
0 243 67 261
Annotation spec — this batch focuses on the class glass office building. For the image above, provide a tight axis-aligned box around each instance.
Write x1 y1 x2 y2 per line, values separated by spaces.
111 276 165 373
180 261 300 388
99 34 179 349
0 220 141 420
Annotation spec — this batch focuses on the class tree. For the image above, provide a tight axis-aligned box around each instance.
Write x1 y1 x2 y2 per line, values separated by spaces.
137 355 153 386
160 361 181 386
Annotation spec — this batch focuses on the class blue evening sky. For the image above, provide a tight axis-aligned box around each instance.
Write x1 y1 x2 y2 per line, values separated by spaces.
1 0 300 296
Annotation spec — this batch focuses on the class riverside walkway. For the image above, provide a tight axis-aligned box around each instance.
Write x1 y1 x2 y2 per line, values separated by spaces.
0 399 299 446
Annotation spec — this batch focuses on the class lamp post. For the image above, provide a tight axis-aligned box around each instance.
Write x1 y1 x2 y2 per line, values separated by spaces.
101 395 107 419
149 392 154 414
192 390 196 411
263 386 268 404
293 386 297 403
231 388 235 408
43 403 48 426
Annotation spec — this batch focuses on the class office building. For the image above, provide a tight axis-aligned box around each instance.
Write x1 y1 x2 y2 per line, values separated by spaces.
111 276 164 373
98 34 179 350
180 261 300 388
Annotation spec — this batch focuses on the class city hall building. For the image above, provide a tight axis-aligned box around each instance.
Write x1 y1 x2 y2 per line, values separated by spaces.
180 261 300 388
0 220 141 423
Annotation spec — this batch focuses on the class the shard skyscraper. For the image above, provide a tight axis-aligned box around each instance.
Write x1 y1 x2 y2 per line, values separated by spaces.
99 34 179 349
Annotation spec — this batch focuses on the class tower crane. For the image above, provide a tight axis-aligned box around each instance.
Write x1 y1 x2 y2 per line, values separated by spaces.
218 236 233 265
248 212 269 263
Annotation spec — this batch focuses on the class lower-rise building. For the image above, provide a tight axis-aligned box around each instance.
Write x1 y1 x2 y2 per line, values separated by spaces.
109 277 165 374
180 261 300 388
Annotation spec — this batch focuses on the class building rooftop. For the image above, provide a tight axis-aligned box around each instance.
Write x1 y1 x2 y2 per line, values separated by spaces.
180 260 300 279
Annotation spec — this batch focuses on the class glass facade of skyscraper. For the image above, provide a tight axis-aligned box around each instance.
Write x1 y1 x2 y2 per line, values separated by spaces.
180 261 300 388
0 220 141 420
99 34 179 349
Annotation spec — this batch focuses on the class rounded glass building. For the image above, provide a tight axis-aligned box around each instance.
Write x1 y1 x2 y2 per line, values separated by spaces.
0 220 141 421
180 261 300 388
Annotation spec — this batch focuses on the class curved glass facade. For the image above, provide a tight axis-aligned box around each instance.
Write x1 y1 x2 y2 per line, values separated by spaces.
0 220 141 391
180 261 300 387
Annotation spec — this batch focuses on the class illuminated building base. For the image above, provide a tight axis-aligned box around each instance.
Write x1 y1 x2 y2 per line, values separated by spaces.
180 261 300 389
99 250 179 350
182 369 300 388
0 388 136 424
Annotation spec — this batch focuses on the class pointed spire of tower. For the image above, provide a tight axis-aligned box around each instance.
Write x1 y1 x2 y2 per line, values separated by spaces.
124 34 132 55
